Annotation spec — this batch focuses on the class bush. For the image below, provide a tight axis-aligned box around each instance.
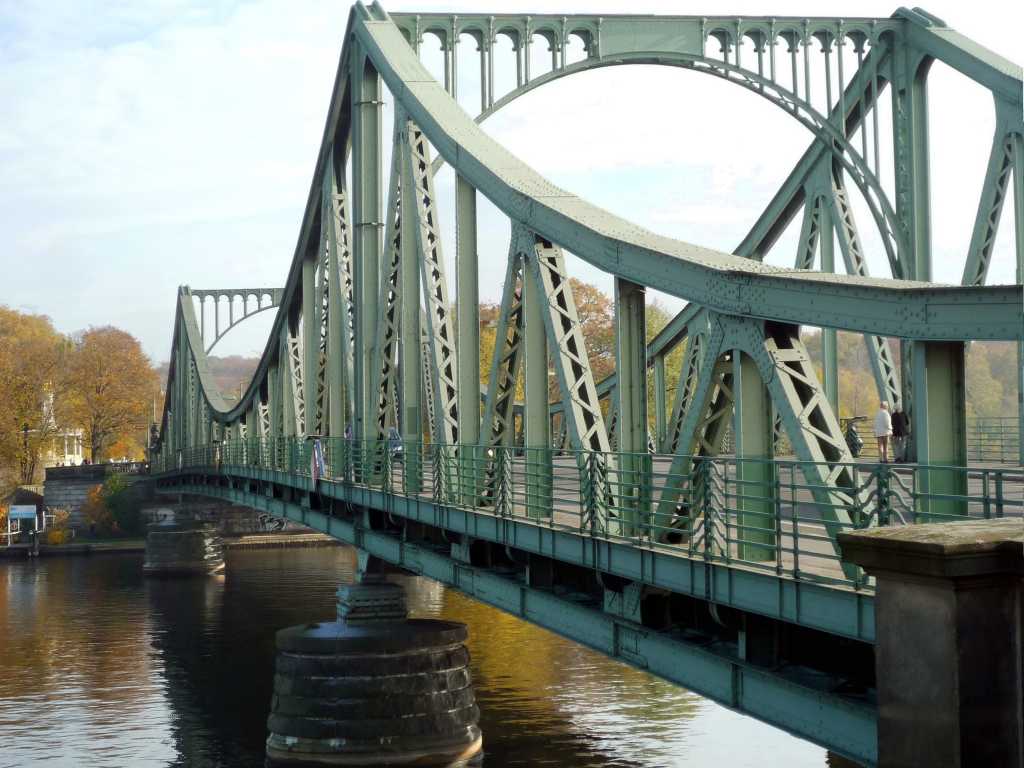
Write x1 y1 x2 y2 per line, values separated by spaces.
103 475 143 536
82 485 113 535
81 477 142 537
46 529 69 545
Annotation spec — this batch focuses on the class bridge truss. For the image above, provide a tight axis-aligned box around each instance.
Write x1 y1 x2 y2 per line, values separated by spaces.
152 4 1022 762
158 1 1022 500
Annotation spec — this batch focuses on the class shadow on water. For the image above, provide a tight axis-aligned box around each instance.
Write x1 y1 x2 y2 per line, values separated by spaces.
0 548 855 767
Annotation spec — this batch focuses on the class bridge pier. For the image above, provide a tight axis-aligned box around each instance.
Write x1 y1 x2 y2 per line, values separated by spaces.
839 520 1024 768
266 551 483 767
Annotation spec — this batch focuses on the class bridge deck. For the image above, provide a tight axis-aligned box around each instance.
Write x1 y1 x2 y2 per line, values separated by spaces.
159 439 1023 598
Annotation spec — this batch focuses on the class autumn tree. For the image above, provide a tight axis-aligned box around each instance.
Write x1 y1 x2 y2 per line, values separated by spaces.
63 327 160 462
0 307 70 485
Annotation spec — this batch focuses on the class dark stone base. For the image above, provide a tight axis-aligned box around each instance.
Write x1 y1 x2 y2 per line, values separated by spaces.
266 619 483 767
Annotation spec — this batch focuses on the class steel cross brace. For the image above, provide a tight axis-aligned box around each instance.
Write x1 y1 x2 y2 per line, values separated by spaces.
324 158 357 436
369 118 406 440
405 119 459 446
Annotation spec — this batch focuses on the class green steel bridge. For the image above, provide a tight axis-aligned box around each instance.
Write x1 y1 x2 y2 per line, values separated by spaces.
152 5 1024 765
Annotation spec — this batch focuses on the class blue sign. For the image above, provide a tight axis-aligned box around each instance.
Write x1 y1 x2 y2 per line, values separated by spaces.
8 505 37 520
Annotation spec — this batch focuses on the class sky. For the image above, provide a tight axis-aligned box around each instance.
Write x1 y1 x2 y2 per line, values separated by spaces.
1 0 1021 364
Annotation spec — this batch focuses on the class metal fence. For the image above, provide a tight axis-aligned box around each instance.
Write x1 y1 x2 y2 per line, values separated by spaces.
967 416 1021 464
156 438 1023 591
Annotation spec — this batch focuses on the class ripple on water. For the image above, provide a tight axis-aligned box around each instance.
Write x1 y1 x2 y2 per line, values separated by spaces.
0 549 837 768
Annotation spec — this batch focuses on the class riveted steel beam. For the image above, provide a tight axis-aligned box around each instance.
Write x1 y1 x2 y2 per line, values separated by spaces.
351 44 383 442
911 341 967 520
456 173 481 504
523 252 551 519
962 117 1016 287
615 277 649 535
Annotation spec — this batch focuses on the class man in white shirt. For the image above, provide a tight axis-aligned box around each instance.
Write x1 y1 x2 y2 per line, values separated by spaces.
873 401 893 463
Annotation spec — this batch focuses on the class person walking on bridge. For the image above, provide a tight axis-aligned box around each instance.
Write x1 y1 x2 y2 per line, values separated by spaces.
873 401 893 463
891 402 909 462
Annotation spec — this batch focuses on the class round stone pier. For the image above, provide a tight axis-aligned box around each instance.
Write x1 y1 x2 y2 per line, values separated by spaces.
266 582 482 767
143 522 225 576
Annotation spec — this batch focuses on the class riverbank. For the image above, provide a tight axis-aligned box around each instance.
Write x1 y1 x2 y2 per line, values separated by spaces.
0 531 339 559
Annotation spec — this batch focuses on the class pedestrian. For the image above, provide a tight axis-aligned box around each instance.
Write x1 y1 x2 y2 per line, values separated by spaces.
873 401 893 463
891 402 909 462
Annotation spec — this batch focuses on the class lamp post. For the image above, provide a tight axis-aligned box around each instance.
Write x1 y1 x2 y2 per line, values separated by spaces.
21 422 29 483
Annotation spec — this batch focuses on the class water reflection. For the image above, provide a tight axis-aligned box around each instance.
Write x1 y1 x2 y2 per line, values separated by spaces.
0 549 841 767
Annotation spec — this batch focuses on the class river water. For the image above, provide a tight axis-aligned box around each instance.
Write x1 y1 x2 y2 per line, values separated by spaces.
0 548 852 767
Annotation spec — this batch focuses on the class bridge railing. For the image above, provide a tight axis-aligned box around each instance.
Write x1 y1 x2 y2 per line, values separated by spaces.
157 438 1023 590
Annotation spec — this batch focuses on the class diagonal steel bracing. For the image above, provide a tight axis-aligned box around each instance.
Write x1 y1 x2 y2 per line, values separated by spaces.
405 119 459 445
285 328 305 436
826 161 902 406
369 119 406 439
524 230 611 455
481 243 525 452
663 323 705 455
324 160 357 435
962 126 1017 287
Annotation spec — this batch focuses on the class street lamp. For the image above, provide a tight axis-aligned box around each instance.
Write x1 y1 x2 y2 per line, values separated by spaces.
20 423 29 482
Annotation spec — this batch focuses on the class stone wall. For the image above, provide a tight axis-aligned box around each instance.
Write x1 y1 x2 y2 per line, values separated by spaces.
43 465 148 531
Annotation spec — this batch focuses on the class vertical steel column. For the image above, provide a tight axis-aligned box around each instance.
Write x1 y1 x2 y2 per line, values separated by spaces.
615 278 648 536
911 341 967 520
351 48 382 442
325 165 345 438
733 350 776 562
478 43 488 113
819 196 839 413
486 35 495 107
456 175 480 504
892 49 932 461
399 127 422 491
302 250 317 435
654 355 667 451
523 260 550 519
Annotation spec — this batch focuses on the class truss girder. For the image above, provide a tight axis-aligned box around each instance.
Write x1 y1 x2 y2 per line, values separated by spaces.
369 123 406 439
153 6 1023 534
354 18 1019 341
523 230 611 454
481 246 526 451
664 314 709 455
325 159 357 435
962 130 1016 287
825 162 902 406
191 287 284 355
286 330 306 436
404 119 459 445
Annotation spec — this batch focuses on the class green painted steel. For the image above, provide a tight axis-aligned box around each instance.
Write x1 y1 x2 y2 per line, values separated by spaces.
150 6 1024 762
165 477 879 767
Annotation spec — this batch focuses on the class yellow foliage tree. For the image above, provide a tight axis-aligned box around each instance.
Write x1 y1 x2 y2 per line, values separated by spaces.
0 306 70 486
63 327 160 462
